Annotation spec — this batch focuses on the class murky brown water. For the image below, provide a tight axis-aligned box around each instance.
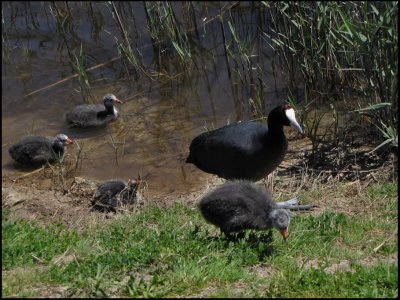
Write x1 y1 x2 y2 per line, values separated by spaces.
2 2 303 197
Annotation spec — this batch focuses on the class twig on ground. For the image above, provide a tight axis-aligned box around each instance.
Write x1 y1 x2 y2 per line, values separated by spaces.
52 247 71 265
373 231 398 253
31 253 45 264
12 166 46 182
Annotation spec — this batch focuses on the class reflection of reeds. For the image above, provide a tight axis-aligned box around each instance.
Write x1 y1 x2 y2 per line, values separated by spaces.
109 2 151 80
109 134 119 163
109 134 127 163
52 2 72 21
29 120 36 135
115 39 154 81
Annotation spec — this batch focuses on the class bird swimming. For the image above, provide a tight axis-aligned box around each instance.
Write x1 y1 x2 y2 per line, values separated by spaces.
66 93 122 128
9 134 73 166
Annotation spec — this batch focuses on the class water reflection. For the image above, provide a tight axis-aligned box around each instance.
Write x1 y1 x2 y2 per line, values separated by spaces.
2 2 295 197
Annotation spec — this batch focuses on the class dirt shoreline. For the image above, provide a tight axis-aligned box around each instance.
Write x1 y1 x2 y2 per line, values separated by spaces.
1 167 227 230
2 137 397 230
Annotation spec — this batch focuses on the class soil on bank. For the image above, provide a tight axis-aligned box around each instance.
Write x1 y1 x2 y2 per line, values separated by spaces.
2 136 396 230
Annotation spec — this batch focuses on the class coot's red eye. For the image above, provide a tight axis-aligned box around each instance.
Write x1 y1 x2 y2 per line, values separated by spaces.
284 104 291 110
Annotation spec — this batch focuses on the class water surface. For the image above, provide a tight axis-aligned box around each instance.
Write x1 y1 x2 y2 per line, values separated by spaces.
2 2 296 197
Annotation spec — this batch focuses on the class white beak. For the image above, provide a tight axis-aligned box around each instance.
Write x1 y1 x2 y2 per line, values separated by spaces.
285 108 303 134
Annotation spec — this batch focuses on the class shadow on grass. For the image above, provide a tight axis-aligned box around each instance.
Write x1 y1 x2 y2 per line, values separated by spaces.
190 225 275 261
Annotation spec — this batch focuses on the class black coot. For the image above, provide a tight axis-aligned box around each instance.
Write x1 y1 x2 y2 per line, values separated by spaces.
9 134 73 166
92 178 142 212
199 180 290 240
186 104 303 181
66 93 122 128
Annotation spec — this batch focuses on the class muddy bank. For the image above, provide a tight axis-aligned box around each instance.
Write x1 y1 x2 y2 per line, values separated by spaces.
2 140 396 231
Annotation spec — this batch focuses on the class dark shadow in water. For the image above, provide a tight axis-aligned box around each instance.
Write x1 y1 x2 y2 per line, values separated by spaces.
61 125 112 140
2 161 46 172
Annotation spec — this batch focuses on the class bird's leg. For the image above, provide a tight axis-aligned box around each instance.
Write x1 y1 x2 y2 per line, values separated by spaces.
276 196 316 211
278 204 316 211
279 204 316 210
276 197 299 206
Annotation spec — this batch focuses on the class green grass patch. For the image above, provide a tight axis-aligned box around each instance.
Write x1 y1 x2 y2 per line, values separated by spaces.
2 183 398 297
2 211 80 268
265 262 397 298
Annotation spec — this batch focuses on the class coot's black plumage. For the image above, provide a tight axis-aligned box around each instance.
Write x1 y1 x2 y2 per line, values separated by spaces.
66 93 122 128
186 104 303 181
199 180 290 240
92 178 142 212
8 134 73 166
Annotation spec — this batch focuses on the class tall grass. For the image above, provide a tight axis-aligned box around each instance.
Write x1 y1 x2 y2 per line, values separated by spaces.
261 1 398 150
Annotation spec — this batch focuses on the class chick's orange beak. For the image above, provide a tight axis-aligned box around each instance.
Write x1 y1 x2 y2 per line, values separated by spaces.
281 228 288 241
67 138 74 145
114 98 122 104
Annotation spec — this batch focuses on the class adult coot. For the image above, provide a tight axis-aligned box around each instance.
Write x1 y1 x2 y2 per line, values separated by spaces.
186 104 303 181
66 93 122 128
199 180 290 240
9 134 73 166
92 178 143 212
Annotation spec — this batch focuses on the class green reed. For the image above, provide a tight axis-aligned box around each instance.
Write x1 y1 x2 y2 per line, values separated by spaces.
354 102 398 153
144 2 193 69
261 1 398 149
71 44 91 92
72 140 84 173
